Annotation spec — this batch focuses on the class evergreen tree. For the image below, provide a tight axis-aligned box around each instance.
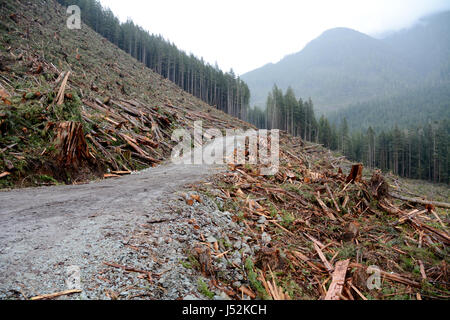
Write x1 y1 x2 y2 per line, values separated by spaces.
56 0 250 119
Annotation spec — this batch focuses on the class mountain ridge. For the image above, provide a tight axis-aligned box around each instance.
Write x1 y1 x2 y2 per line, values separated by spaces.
242 10 450 116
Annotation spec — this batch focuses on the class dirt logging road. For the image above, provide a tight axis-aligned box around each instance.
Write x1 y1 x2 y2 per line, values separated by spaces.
0 136 242 300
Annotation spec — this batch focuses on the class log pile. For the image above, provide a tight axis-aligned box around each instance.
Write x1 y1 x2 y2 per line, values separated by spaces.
80 98 175 173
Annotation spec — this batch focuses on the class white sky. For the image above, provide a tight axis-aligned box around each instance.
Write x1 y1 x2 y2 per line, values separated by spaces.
97 0 450 75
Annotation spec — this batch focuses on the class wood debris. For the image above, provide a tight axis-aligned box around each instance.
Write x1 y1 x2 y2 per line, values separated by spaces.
55 71 70 106
325 260 350 300
50 121 92 169
195 134 449 300
30 289 82 300
0 172 11 178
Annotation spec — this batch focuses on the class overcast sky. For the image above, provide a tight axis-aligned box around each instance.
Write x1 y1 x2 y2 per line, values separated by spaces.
97 0 450 75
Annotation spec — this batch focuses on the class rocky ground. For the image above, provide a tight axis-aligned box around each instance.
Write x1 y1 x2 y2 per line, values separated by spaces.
0 136 265 300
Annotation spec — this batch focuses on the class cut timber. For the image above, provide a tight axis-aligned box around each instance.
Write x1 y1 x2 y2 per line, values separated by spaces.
414 220 450 245
55 71 71 106
324 259 350 300
314 243 334 273
104 173 121 179
52 121 92 168
346 164 363 184
119 133 158 163
0 171 11 178
263 268 291 300
315 192 336 221
30 289 82 300
325 183 341 212
239 286 256 299
111 171 132 175
389 193 450 209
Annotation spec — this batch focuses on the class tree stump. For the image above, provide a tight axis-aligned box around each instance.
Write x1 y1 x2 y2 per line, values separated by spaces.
369 170 389 200
53 121 92 169
346 164 363 184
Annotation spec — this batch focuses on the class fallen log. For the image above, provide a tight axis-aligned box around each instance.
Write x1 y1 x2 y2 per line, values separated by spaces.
86 134 119 171
324 259 349 300
110 99 140 117
390 193 450 209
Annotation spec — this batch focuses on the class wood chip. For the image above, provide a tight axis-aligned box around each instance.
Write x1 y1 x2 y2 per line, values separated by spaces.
324 259 350 300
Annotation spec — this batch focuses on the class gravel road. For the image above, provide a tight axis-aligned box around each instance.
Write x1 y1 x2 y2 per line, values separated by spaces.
0 136 249 300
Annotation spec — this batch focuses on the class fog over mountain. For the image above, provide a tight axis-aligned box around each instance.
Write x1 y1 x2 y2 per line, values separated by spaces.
242 10 450 116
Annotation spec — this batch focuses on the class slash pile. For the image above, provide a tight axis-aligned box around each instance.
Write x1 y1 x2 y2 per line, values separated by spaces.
193 135 449 300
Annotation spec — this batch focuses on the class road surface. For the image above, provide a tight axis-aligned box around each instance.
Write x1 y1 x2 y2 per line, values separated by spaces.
0 136 243 299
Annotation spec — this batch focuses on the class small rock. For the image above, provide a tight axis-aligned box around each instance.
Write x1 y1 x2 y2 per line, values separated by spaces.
184 295 200 301
215 292 232 300
206 236 218 243
233 241 242 250
242 243 251 255
257 216 267 225
231 252 242 266
232 258 241 266
261 233 271 246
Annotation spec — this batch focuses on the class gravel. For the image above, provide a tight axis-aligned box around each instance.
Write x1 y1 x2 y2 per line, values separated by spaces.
0 137 259 300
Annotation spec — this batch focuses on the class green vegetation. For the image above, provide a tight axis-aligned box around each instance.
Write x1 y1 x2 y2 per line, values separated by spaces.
245 258 270 300
248 86 449 184
247 86 318 141
334 120 450 184
197 279 215 299
243 11 450 184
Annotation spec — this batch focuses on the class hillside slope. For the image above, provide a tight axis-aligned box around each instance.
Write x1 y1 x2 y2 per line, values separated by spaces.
242 11 450 115
0 0 448 301
0 0 251 189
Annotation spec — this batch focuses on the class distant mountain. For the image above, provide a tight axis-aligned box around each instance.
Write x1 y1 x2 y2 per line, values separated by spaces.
384 11 450 78
242 11 450 116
